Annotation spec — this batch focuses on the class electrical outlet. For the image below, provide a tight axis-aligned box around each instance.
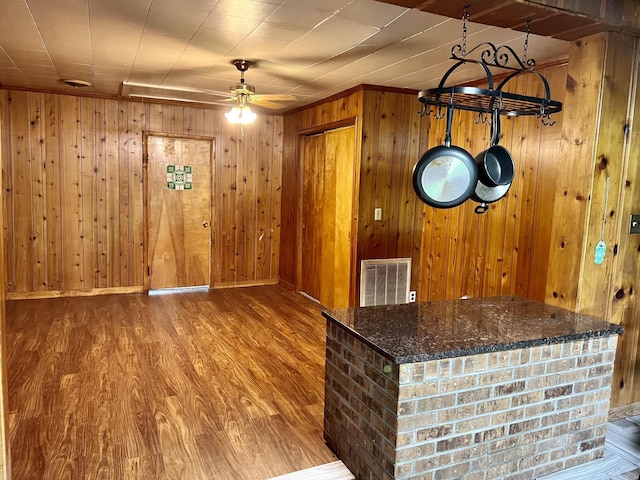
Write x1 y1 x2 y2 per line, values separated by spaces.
374 208 382 221
630 214 640 234
409 291 416 302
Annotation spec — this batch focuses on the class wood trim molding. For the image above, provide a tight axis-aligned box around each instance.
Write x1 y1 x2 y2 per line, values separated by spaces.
609 401 640 421
212 279 279 289
297 117 358 136
7 286 145 300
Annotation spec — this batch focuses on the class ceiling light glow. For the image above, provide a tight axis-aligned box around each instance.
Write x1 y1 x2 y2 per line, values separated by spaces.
225 105 256 124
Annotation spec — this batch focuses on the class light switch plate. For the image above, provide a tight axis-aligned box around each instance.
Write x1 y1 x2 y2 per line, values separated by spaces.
630 214 640 234
374 208 382 221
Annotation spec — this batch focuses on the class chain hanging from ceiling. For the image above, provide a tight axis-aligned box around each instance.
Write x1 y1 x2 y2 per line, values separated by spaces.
418 7 562 126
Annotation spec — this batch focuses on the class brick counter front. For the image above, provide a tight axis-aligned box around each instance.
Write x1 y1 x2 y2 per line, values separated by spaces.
323 297 623 480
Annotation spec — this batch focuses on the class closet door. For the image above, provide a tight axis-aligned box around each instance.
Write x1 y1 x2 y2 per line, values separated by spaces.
300 126 356 308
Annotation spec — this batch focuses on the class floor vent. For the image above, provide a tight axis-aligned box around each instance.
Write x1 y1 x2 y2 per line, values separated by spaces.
360 258 411 307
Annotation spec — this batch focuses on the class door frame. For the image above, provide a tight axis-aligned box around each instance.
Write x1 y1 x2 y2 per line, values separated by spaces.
142 132 215 292
295 117 360 307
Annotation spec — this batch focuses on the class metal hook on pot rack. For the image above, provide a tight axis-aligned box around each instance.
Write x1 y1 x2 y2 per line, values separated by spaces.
473 112 491 125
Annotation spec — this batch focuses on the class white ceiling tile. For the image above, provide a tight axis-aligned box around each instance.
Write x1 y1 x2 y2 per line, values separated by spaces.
250 21 306 42
173 48 226 69
338 0 407 28
152 0 218 11
88 0 153 23
187 28 245 55
145 4 210 38
264 4 333 30
0 0 570 111
295 16 380 55
282 0 351 14
207 0 280 22
0 3 45 51
226 36 290 56
201 14 262 34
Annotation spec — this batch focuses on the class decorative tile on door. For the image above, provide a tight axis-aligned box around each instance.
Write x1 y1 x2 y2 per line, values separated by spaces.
166 165 193 190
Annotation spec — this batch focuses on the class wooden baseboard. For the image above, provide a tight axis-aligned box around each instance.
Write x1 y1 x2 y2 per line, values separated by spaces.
279 279 295 291
7 286 145 300
608 401 640 421
212 279 279 289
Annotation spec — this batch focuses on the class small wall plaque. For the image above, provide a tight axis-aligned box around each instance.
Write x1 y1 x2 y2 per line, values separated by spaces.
167 165 193 190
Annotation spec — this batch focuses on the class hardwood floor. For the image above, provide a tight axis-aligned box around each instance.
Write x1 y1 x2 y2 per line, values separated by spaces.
9 284 640 480
7 285 338 479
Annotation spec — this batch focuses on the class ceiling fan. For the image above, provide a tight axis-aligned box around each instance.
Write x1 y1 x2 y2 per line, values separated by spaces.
120 59 296 111
222 59 296 110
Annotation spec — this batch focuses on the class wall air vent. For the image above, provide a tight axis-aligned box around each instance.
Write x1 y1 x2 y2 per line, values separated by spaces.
360 258 411 307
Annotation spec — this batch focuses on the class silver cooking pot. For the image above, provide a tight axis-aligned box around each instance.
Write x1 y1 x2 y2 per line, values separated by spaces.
471 113 514 214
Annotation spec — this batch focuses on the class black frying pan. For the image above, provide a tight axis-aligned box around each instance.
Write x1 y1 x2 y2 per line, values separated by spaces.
413 105 478 209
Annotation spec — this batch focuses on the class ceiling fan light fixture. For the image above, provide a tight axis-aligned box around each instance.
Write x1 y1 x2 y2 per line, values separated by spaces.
225 105 256 124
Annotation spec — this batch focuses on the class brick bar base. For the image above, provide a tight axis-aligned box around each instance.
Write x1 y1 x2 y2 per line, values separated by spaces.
324 321 619 480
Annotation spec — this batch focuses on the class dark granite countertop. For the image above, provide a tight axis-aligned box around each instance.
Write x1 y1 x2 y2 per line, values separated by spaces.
323 296 623 363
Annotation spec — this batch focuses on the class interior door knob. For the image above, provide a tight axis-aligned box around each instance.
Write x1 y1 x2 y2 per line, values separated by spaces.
203 222 209 227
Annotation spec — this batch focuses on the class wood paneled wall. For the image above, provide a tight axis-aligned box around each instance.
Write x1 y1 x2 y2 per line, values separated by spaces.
542 33 640 408
0 114 9 479
0 90 282 296
281 86 430 300
280 89 363 289
144 102 283 287
358 89 430 292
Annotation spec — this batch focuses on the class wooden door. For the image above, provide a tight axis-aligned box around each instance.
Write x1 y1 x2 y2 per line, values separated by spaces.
147 135 212 290
300 126 356 308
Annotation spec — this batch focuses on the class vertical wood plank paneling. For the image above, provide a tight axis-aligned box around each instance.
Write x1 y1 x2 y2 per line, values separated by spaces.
0 91 14 293
43 93 62 290
3 91 283 294
0 103 9 479
94 99 108 288
579 32 634 320
241 126 257 281
104 99 121 287
29 93 46 292
545 34 607 309
618 39 640 406
527 66 566 301
372 92 396 259
255 119 272 281
596 34 640 407
118 102 130 286
128 101 144 287
414 64 570 303
80 97 97 289
357 91 380 263
279 115 297 286
281 89 365 294
59 95 84 289
10 90 34 293
221 132 238 284
270 116 283 282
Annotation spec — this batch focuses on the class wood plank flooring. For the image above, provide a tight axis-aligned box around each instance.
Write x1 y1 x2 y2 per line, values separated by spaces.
7 286 338 479
8 284 640 480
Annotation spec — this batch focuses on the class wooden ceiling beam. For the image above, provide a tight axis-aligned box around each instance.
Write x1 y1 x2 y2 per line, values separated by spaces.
378 0 639 40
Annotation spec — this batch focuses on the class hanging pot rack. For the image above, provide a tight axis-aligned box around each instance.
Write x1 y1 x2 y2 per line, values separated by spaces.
418 9 562 125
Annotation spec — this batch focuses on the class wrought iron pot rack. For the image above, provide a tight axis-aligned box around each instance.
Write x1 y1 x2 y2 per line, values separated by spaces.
418 10 562 125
